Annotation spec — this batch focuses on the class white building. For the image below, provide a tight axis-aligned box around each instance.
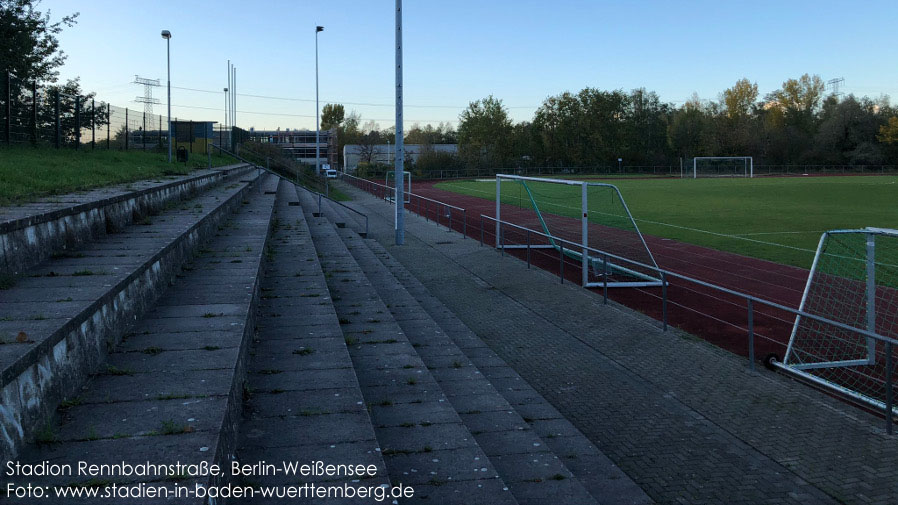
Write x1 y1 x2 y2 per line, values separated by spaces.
342 144 457 171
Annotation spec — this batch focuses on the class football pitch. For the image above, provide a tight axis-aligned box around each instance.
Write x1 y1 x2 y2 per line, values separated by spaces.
434 175 898 268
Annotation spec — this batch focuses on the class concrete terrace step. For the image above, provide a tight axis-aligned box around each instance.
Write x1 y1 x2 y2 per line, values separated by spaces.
0 170 262 460
302 187 368 238
233 181 389 504
299 191 519 505
1 163 254 277
5 174 279 503
360 237 652 505
317 204 608 505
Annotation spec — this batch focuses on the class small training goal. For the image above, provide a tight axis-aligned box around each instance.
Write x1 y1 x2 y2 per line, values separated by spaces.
385 170 411 204
775 227 898 413
494 174 662 288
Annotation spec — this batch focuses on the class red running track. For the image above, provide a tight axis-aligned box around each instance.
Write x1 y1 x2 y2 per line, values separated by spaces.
399 179 813 362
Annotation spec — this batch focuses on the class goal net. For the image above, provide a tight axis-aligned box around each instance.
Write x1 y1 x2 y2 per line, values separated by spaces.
495 175 662 288
780 227 898 411
692 157 753 178
385 170 411 204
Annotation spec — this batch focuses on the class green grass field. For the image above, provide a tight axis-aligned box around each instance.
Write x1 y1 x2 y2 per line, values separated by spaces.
436 175 898 268
0 147 237 206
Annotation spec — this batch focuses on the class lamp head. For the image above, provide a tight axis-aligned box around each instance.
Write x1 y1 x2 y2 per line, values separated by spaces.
161 30 171 39
316 26 324 32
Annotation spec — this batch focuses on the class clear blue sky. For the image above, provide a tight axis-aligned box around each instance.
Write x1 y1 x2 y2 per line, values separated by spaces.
42 0 898 130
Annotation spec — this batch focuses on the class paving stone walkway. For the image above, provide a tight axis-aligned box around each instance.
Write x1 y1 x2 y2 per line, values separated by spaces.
338 181 898 505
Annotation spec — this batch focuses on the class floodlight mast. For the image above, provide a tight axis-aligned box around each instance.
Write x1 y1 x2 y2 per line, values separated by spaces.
161 30 171 163
315 26 324 177
394 0 404 245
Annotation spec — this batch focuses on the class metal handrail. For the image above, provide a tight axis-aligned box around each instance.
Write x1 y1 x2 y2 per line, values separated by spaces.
341 172 466 212
481 212 898 431
341 172 467 238
480 214 897 347
212 144 369 237
299 184 369 238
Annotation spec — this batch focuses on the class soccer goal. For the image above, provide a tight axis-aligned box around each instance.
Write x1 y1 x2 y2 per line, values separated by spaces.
777 227 898 412
385 170 411 204
494 174 662 288
692 157 753 178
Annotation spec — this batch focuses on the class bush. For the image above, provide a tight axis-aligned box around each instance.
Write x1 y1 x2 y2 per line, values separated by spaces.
414 150 463 178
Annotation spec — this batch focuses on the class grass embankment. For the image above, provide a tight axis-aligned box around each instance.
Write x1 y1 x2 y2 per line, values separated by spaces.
437 176 898 268
0 146 237 206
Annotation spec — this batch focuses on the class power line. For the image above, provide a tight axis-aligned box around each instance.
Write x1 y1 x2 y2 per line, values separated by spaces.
168 103 456 123
169 84 535 109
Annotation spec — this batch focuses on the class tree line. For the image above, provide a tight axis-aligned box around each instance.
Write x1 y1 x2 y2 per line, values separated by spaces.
325 75 898 175
456 75 898 169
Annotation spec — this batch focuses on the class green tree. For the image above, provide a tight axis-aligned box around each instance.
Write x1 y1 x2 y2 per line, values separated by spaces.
0 0 78 81
405 122 457 145
334 110 360 168
765 74 826 131
722 78 758 119
813 95 885 164
878 116 898 145
668 97 714 160
533 88 634 167
457 95 513 169
628 88 672 164
321 103 344 130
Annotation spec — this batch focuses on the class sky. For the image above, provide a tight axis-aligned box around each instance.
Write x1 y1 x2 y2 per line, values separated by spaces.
41 0 898 131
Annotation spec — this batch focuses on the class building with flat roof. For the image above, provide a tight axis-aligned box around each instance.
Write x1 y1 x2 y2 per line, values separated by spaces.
343 143 457 171
248 128 337 167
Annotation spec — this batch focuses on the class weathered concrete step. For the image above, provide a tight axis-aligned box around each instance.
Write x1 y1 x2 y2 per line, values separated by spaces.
233 182 390 503
296 186 362 236
357 235 652 505
299 194 518 505
326 225 599 505
1 163 254 277
0 170 266 460
5 174 278 503
300 187 369 240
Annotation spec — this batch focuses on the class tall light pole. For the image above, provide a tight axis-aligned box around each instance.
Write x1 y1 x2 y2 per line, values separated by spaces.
315 26 324 175
223 87 228 147
161 30 172 163
394 0 404 245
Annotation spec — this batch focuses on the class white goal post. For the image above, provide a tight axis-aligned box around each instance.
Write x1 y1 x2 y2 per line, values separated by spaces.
774 227 898 414
385 170 411 204
494 174 663 288
692 157 753 178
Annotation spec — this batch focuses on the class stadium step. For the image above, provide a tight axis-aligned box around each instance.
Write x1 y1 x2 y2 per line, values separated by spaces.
299 194 520 504
0 163 253 278
0 169 263 460
322 217 605 504
7 173 279 501
299 186 368 238
358 236 650 504
233 181 390 502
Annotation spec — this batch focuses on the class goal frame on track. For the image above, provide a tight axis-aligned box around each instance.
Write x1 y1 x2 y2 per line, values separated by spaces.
494 174 663 288
385 170 411 204
778 227 898 412
692 156 754 178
